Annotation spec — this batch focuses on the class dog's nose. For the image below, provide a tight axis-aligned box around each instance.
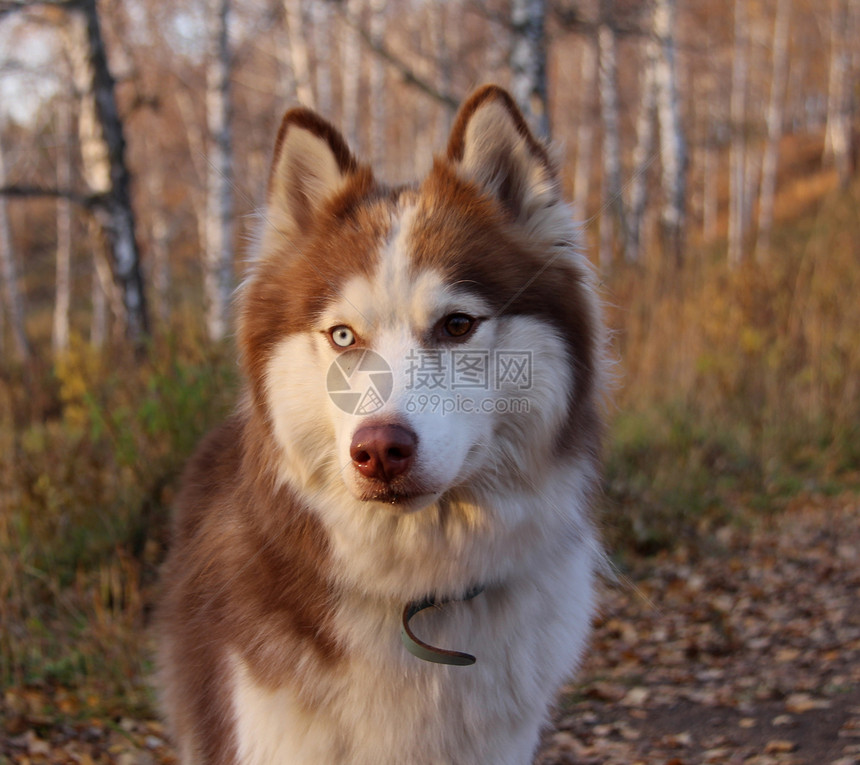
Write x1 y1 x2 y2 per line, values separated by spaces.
350 424 417 482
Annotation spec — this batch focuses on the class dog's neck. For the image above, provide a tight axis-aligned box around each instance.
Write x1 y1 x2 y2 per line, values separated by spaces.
400 585 486 666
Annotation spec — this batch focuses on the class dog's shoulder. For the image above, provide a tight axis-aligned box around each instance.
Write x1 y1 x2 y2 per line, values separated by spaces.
171 414 245 548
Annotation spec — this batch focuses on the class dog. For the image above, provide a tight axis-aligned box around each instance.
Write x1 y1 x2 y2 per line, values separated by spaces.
156 85 606 765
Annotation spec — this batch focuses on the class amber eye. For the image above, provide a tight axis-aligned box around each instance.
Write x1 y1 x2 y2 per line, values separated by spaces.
442 313 476 338
330 325 356 348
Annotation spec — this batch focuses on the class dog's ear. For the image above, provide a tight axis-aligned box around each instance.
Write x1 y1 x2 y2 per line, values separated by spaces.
446 86 560 226
267 109 358 235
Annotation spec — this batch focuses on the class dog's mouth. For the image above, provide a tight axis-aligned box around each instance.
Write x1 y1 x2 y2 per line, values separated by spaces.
354 478 438 508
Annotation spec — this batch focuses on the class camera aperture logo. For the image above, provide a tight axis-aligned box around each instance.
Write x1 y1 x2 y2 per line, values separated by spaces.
326 349 394 414
327 348 533 415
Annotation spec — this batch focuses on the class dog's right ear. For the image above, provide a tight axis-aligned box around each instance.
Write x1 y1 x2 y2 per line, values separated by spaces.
266 109 358 235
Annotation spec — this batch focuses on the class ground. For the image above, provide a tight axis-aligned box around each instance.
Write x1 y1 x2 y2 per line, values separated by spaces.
2 495 858 765
539 493 860 765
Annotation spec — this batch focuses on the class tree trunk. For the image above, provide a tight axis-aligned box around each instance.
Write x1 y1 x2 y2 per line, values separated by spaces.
653 0 687 265
728 0 748 266
54 97 73 356
369 0 386 170
573 36 597 221
284 0 314 108
0 138 31 362
341 0 362 149
597 8 625 269
90 237 108 348
510 0 550 139
756 0 791 260
824 0 852 187
627 33 657 264
702 118 719 241
147 136 170 327
204 0 235 343
312 1 332 115
65 0 149 342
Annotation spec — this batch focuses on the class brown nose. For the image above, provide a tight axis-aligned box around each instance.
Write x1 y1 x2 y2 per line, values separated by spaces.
350 424 417 482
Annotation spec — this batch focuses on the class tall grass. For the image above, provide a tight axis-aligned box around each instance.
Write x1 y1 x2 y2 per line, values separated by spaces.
0 333 236 708
604 183 860 552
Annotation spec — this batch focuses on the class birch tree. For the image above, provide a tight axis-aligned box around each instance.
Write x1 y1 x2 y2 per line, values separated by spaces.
341 0 362 149
312 1 332 115
573 36 597 220
627 32 658 263
756 0 791 260
284 0 314 107
369 0 386 169
64 0 149 341
653 0 686 265
510 0 550 139
53 96 73 355
0 136 31 362
597 4 625 269
728 0 749 266
824 0 853 187
204 0 234 342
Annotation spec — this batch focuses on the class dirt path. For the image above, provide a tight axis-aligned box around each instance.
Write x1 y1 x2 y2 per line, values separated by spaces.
538 494 860 765
3 495 859 764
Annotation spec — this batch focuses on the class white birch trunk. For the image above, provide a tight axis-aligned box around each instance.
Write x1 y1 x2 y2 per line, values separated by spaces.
341 0 362 149
627 34 658 263
90 234 107 348
312 1 332 115
728 0 748 266
64 1 149 341
653 0 687 264
147 138 170 327
573 36 597 221
510 0 550 139
54 97 73 356
284 0 314 108
597 14 625 269
702 119 718 241
0 138 31 362
430 2 457 148
204 0 235 343
175 87 209 272
756 0 791 259
369 0 386 170
824 0 852 187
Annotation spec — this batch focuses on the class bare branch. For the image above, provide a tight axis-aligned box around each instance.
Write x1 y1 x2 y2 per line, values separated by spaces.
327 0 459 110
0 184 103 209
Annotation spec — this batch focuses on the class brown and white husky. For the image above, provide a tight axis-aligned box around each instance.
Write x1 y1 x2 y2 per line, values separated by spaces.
156 85 606 765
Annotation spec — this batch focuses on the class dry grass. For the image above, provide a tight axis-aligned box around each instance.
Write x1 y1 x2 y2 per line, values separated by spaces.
604 180 860 552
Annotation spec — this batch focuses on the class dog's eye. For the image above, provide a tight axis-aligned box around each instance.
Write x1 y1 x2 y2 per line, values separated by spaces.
441 314 476 338
330 325 356 348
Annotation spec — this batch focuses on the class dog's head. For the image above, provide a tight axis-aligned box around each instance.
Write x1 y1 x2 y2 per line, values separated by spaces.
238 86 603 515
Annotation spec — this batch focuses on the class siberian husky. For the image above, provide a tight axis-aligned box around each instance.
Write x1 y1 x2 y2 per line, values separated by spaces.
157 85 606 765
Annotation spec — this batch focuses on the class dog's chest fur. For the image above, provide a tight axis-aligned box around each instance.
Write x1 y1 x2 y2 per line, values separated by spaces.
229 523 596 765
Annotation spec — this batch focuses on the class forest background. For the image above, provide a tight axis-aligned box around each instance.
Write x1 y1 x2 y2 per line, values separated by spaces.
0 0 858 743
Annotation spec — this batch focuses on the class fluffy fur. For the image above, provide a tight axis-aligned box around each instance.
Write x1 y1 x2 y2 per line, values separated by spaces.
156 85 606 765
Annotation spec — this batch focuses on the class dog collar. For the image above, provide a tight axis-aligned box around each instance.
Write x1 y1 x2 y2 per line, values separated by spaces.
400 585 485 666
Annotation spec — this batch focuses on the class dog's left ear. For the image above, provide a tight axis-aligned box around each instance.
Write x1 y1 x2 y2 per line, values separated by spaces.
446 85 560 226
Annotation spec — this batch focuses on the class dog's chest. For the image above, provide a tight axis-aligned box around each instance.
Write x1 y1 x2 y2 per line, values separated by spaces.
228 576 588 765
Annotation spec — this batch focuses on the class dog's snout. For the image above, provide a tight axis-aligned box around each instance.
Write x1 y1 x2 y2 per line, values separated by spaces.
350 425 417 483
